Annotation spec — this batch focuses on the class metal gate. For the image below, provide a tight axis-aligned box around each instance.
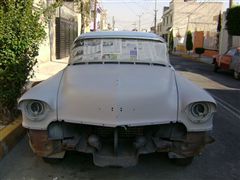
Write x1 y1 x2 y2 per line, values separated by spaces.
56 17 78 59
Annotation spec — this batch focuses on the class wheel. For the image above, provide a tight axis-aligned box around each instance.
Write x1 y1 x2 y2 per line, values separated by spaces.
212 58 216 64
42 157 63 164
234 70 240 80
170 157 194 166
213 63 219 72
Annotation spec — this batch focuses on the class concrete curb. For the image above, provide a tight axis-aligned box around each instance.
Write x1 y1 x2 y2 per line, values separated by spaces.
172 53 197 60
172 53 213 65
0 117 26 160
180 54 197 60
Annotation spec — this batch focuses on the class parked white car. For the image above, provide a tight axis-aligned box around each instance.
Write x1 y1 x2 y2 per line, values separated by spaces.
19 31 216 167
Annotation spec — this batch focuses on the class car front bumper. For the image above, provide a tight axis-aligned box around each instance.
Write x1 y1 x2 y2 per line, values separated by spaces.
27 122 214 167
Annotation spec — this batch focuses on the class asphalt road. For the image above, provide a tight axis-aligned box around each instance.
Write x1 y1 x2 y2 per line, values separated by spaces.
1 56 240 180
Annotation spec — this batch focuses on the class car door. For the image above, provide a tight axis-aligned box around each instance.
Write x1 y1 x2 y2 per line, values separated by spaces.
220 48 236 70
231 48 240 72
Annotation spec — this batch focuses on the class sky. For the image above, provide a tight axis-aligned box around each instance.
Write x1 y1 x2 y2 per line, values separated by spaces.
101 0 240 31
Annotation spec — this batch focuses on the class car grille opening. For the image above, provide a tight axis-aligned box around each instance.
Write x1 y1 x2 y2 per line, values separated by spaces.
92 126 144 139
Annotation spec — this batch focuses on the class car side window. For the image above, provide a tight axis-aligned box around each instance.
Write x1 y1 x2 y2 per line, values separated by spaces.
235 49 240 56
226 49 236 56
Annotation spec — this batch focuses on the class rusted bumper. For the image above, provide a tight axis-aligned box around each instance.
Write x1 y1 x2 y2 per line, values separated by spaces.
28 130 63 157
27 123 214 166
169 132 214 158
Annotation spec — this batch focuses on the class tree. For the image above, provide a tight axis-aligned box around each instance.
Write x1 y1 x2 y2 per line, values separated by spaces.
226 6 240 49
74 0 91 34
0 0 59 123
169 30 174 53
186 31 193 54
226 6 240 36
216 12 221 49
217 11 222 32
195 48 205 58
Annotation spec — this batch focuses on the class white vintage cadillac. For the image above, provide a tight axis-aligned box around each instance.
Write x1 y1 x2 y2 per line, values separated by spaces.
19 31 216 167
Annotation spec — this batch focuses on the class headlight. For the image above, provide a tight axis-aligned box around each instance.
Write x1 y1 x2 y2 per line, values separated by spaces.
186 102 216 123
24 100 49 121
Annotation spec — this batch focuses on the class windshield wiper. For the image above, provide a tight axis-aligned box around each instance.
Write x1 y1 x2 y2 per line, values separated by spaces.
152 63 167 67
72 62 86 65
71 61 168 67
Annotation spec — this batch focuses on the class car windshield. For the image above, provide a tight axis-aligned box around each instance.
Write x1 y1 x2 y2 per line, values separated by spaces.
69 38 169 65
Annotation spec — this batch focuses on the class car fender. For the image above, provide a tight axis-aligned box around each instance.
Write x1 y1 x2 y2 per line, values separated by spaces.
175 73 216 132
232 56 240 72
18 69 65 130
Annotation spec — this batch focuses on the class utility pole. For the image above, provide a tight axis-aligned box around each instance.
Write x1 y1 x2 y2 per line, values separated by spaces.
93 0 97 31
154 0 158 33
112 16 115 31
229 0 234 8
132 22 137 30
137 14 143 31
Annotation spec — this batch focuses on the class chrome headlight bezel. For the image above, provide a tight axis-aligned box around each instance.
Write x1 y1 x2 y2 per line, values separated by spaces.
23 100 50 121
186 102 216 123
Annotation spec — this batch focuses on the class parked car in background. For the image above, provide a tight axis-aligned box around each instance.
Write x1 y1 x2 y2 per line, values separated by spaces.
19 31 216 167
213 47 240 79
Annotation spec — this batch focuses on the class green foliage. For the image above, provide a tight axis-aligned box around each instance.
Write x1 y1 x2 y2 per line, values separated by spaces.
186 31 193 52
74 0 91 33
169 31 174 53
226 6 240 36
216 12 221 49
0 0 56 122
195 48 205 57
42 1 63 22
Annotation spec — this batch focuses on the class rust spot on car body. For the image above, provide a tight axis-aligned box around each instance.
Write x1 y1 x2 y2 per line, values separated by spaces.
28 130 62 157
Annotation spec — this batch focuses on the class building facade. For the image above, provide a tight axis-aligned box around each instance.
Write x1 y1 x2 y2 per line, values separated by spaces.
157 0 223 53
90 1 108 31
34 0 83 62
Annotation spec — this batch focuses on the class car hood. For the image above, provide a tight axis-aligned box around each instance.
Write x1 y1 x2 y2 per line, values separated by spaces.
58 64 178 127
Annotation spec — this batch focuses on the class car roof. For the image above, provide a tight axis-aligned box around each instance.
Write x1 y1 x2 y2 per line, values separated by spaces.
75 31 165 42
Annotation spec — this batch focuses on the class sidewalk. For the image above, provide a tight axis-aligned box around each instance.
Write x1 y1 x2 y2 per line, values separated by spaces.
31 58 69 82
172 51 213 65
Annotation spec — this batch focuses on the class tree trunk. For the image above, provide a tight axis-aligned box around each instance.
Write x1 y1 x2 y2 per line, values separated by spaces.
80 1 85 34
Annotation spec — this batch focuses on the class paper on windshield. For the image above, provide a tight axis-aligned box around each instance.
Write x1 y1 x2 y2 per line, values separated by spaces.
71 39 167 63
102 39 121 60
122 40 138 60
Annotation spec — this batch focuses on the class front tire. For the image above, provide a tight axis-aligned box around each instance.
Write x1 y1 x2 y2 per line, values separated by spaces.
234 70 240 80
213 63 219 72
42 157 63 164
170 157 194 166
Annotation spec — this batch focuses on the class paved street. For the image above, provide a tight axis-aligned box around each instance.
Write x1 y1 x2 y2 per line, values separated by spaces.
1 56 240 180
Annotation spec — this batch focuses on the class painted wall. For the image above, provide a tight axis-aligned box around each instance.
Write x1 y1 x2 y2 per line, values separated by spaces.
173 1 223 50
158 0 223 51
32 0 52 63
33 0 82 63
